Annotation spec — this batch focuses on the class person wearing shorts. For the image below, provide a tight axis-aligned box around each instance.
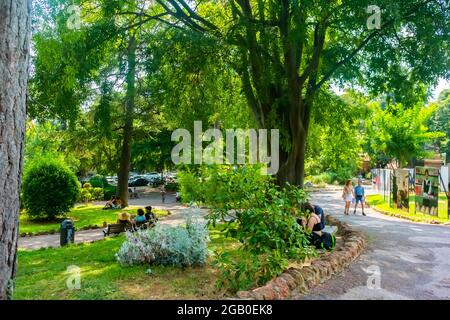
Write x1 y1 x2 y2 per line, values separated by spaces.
353 180 366 216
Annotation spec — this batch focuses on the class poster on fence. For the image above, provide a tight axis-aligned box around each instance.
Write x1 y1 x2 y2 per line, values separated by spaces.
415 166 439 216
447 166 450 218
393 169 409 211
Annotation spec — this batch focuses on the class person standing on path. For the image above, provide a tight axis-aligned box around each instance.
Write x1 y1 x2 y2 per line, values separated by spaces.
342 179 354 215
353 180 366 216
160 185 166 203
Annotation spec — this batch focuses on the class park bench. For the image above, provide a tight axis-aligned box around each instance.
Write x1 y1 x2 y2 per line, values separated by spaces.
103 222 132 237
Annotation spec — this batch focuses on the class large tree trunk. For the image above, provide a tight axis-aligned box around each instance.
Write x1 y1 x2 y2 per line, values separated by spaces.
117 36 136 207
276 101 311 187
0 0 31 300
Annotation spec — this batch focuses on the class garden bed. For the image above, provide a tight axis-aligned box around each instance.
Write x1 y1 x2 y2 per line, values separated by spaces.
236 216 365 300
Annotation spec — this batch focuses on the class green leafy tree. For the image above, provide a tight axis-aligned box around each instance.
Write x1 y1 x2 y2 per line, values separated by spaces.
428 89 450 161
152 0 449 186
367 103 444 167
305 91 367 181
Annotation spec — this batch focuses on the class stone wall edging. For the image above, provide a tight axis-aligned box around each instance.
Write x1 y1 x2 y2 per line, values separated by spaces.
236 215 365 300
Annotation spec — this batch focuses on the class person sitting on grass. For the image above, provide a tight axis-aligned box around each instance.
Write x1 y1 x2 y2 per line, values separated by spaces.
113 197 123 209
103 196 116 210
145 206 158 225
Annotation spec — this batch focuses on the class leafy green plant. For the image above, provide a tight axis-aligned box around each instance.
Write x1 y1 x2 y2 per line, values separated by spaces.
89 175 108 188
103 185 117 200
78 188 92 203
82 182 92 189
91 187 104 201
22 158 80 221
180 165 316 292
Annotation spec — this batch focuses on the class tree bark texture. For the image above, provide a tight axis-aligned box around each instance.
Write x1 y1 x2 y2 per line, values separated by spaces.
0 0 31 299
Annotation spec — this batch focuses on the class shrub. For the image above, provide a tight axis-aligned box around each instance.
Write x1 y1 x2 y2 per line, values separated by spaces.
116 216 210 267
209 183 316 291
177 165 317 291
22 158 80 220
89 175 108 188
103 185 117 200
165 182 179 192
82 182 92 189
78 188 92 203
91 187 104 201
178 170 206 204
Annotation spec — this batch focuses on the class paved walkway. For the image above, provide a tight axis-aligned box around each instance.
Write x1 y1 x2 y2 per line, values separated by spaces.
19 192 208 250
292 187 450 300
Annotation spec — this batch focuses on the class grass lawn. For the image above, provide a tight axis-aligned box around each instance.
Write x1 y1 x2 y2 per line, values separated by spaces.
14 226 241 300
367 194 450 224
19 204 169 236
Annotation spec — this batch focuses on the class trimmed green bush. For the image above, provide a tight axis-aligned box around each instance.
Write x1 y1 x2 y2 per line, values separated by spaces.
103 185 117 200
82 182 92 189
91 187 104 201
89 175 108 188
22 158 80 221
78 188 92 203
165 182 179 191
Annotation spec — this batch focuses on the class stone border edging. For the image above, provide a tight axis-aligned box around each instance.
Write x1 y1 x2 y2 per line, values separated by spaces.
236 215 365 300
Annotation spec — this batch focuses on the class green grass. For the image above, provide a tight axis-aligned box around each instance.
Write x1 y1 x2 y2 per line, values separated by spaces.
367 194 450 224
19 204 169 236
14 225 241 300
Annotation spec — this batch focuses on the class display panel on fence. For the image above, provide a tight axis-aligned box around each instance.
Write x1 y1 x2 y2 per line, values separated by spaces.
393 169 409 211
415 166 439 216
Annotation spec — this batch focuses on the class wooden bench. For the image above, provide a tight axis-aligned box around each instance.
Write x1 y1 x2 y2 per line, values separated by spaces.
103 223 132 236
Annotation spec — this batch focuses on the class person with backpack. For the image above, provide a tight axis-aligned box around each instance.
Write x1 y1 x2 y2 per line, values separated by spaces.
353 180 366 216
299 202 335 250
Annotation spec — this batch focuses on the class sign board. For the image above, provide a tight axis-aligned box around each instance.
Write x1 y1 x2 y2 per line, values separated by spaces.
415 166 439 216
392 169 409 211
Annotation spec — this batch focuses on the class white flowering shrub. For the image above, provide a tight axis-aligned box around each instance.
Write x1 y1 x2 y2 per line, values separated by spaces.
116 217 210 267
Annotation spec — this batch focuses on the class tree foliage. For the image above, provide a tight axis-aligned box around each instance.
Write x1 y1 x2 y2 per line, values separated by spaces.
367 102 444 167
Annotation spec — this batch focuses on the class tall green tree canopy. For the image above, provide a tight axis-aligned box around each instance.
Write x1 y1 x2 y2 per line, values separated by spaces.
367 102 444 167
428 89 450 161
152 0 450 185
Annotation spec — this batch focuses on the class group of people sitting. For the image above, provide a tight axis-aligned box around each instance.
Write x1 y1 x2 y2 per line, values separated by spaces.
116 206 158 229
297 202 335 250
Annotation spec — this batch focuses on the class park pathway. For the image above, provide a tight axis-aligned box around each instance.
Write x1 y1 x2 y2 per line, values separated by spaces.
293 187 450 300
18 192 207 250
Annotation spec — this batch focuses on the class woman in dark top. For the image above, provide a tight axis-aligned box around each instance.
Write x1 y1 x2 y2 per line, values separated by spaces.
299 202 335 250
299 202 325 236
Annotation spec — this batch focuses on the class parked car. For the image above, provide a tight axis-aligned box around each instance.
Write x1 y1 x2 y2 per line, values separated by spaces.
128 178 150 187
